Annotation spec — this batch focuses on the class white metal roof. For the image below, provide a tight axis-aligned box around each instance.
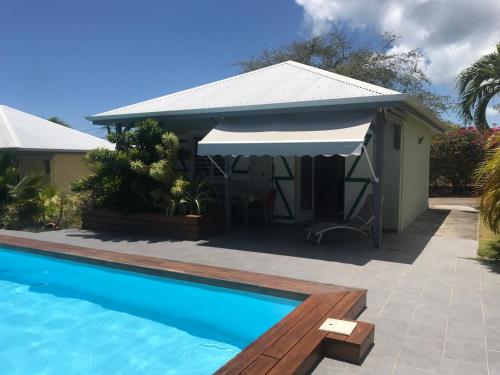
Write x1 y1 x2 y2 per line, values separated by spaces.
197 110 374 157
0 105 114 153
89 61 399 119
87 60 443 132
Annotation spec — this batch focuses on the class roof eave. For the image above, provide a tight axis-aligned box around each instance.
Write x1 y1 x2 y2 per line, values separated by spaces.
88 93 444 133
1 147 114 153
400 96 445 133
88 94 408 123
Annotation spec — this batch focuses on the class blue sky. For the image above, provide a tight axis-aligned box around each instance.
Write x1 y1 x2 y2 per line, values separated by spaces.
0 0 498 137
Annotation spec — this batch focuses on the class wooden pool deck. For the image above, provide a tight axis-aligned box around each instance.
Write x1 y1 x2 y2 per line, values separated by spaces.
0 234 374 374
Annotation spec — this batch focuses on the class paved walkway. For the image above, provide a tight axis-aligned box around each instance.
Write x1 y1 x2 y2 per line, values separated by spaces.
2 199 499 374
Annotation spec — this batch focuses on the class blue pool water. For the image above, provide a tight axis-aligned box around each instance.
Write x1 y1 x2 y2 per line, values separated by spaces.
0 247 299 374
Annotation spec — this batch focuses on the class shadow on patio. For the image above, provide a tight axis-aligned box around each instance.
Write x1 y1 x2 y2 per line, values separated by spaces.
196 208 453 266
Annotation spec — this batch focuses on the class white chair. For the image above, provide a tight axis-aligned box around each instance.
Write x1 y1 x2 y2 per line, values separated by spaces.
305 194 375 244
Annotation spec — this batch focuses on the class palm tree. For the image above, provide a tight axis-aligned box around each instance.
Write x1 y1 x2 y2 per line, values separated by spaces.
456 43 500 130
475 133 500 234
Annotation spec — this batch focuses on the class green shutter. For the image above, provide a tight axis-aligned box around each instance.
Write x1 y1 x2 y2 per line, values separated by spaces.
344 134 372 221
272 156 295 220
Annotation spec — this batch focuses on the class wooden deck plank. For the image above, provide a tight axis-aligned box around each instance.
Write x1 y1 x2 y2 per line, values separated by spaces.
267 291 367 375
263 292 347 359
215 294 326 375
240 355 278 375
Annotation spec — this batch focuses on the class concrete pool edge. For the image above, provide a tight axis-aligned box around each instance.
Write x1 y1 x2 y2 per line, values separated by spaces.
0 234 374 374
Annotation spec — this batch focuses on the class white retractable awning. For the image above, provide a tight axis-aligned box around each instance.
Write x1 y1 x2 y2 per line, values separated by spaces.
197 110 374 157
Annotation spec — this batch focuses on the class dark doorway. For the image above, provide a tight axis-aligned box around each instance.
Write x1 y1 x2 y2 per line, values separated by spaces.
314 155 345 221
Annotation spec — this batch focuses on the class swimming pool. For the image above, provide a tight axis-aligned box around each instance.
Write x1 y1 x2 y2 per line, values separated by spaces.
0 246 300 374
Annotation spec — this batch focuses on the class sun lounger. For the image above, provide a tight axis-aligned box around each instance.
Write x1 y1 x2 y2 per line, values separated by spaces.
305 194 375 244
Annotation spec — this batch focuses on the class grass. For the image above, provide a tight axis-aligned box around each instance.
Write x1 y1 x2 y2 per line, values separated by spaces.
478 214 500 261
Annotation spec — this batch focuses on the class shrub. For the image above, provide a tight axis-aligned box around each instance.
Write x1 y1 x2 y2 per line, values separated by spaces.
73 119 189 214
430 127 492 193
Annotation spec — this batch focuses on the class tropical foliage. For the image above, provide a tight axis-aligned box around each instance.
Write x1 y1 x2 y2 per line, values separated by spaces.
238 31 450 117
0 151 81 229
475 133 500 234
178 178 215 215
456 42 500 130
430 127 493 193
73 118 213 216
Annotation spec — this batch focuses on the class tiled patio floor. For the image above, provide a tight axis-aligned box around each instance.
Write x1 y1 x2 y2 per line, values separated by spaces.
2 200 500 374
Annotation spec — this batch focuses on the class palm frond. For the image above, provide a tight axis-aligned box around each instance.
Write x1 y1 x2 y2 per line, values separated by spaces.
456 43 500 129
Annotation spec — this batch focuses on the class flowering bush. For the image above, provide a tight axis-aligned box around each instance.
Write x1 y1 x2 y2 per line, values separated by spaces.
430 127 498 193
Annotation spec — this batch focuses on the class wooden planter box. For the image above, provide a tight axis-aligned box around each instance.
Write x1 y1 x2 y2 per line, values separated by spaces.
82 209 225 240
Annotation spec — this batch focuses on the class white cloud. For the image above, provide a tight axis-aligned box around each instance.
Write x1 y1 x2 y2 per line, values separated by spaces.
295 0 500 86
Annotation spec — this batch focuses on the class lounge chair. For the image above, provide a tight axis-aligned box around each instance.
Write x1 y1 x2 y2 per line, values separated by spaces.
305 194 375 244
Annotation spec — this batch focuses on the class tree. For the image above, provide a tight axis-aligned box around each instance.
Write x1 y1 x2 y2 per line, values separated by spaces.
457 43 500 131
475 132 500 234
47 116 71 127
237 31 450 117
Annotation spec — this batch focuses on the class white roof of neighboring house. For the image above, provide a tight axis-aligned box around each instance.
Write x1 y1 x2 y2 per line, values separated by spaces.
0 105 114 153
87 60 443 131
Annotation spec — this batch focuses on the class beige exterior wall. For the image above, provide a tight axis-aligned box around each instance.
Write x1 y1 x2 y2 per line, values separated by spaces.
399 117 433 231
381 120 403 231
50 153 89 192
17 154 52 184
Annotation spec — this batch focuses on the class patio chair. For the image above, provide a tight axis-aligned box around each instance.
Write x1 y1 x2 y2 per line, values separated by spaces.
305 194 375 244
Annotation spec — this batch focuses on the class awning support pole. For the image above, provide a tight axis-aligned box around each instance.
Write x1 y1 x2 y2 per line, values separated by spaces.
362 145 379 183
373 111 385 248
224 156 232 230
206 155 228 179
204 154 232 229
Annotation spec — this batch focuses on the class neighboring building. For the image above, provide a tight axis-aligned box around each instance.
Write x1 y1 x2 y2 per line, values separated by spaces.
0 105 114 192
87 61 444 245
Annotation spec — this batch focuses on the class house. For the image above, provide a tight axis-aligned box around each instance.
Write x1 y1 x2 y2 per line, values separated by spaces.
0 105 114 192
87 61 444 246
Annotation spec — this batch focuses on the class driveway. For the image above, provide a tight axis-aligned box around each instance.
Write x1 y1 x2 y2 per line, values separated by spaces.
2 198 499 374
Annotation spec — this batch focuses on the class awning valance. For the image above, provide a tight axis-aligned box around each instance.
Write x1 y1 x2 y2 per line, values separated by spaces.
197 110 374 157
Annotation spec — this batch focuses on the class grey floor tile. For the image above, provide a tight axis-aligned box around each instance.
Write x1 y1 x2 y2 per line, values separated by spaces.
394 364 442 374
447 314 485 339
444 336 487 363
373 318 410 343
378 299 417 324
484 304 500 326
407 308 448 339
489 350 500 375
450 300 484 322
449 358 489 375
486 325 500 352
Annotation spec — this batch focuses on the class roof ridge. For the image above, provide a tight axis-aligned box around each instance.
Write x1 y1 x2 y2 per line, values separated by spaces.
0 106 21 147
98 62 291 116
284 60 398 95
